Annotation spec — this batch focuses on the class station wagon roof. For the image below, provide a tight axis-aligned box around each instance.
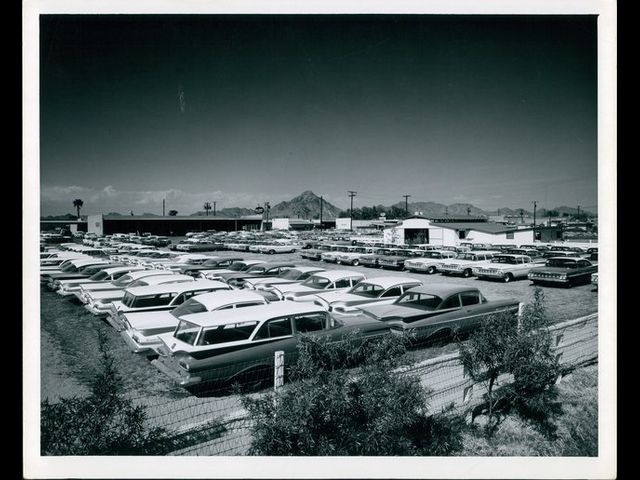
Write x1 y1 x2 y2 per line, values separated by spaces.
101 266 145 274
190 290 268 309
403 283 478 298
124 270 179 280
493 254 530 259
289 266 326 273
125 279 229 296
311 270 365 281
360 276 422 289
547 256 587 262
181 301 326 327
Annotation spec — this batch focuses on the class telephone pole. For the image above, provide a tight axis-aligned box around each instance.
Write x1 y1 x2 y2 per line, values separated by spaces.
320 196 324 226
348 191 357 231
265 202 271 230
532 200 538 227
577 205 581 218
403 194 411 218
162 199 165 217
213 201 216 216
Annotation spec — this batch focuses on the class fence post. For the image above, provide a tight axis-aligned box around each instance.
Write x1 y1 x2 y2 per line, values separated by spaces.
274 350 284 391
517 302 524 329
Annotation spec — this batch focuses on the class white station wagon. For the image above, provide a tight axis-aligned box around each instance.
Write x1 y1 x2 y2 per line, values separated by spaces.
83 273 196 316
309 276 423 314
404 250 458 274
107 280 233 330
120 290 269 354
438 251 501 278
473 254 536 282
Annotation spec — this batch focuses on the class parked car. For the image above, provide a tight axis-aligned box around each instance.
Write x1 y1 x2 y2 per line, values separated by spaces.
358 248 395 268
154 254 213 271
356 284 520 345
268 270 366 302
56 266 146 296
76 269 179 301
243 266 326 290
83 274 196 316
173 257 244 276
151 302 392 389
472 254 536 283
310 276 423 314
335 246 374 266
437 251 500 278
41 258 113 285
106 280 232 330
527 257 598 287
300 244 333 261
216 262 297 288
258 243 299 254
199 260 267 280
403 250 457 274
120 290 269 354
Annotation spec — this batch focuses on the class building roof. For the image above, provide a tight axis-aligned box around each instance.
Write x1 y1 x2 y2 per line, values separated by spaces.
408 214 488 222
430 222 531 234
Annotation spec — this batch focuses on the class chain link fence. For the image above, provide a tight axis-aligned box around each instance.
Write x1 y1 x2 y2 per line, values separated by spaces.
128 312 597 455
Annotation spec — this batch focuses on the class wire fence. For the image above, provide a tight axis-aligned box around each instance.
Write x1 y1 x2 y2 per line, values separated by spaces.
128 312 598 456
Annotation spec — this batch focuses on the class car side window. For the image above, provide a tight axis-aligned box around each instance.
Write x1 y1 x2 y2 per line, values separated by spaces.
334 279 351 288
460 291 481 306
440 295 461 309
253 317 293 340
298 272 312 280
381 286 403 298
294 313 327 333
350 278 363 287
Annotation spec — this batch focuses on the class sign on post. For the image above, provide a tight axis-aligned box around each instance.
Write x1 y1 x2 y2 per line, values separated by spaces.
274 350 284 391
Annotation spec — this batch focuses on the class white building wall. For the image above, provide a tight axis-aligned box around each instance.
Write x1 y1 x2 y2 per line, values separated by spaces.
87 214 104 235
271 218 290 230
465 229 534 245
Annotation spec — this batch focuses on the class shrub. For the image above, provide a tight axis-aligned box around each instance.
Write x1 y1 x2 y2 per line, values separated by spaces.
242 333 465 456
42 331 173 455
459 288 561 436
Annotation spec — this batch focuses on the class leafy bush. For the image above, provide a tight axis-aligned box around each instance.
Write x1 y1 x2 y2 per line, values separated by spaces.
242 333 465 456
42 331 181 455
459 288 561 435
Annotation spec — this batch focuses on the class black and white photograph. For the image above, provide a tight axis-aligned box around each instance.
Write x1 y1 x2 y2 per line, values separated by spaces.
23 0 616 478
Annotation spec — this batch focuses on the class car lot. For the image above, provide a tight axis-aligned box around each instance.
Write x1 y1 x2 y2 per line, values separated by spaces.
40 247 598 406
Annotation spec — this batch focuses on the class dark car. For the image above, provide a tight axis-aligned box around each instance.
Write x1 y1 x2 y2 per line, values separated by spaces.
377 249 422 270
355 283 520 346
358 248 395 268
176 257 245 276
217 262 298 288
527 257 598 287
151 302 391 390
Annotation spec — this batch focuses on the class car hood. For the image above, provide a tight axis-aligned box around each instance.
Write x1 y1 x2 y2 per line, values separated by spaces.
124 310 177 330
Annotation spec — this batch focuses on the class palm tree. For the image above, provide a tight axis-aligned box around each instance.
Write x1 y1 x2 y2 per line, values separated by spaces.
73 199 84 219
203 202 212 216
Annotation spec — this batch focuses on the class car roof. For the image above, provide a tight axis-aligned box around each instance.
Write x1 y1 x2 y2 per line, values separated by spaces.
547 256 587 261
69 258 110 266
101 266 145 274
190 290 268 309
493 254 530 259
125 279 228 296
181 301 326 327
251 261 297 268
311 270 366 280
359 276 422 288
123 270 179 280
289 266 326 273
404 283 478 298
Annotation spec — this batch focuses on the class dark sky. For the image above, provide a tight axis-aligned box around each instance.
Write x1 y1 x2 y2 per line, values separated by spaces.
40 15 597 215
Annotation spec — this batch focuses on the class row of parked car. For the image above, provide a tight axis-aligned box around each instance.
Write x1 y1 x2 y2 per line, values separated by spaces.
41 241 527 392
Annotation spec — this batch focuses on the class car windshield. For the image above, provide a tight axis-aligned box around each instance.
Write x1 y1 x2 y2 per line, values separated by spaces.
171 298 208 318
301 275 332 289
174 319 202 345
546 259 578 268
350 283 385 298
89 271 109 281
395 292 442 310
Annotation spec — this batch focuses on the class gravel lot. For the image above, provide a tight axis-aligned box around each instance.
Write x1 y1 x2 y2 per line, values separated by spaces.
40 247 598 405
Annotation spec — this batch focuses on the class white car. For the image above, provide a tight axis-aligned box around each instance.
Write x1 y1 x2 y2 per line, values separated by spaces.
244 266 326 290
309 276 423 314
258 243 299 254
438 251 501 278
106 280 232 330
320 245 353 263
83 274 195 316
335 246 374 266
120 290 269 354
154 254 212 271
403 250 458 274
473 254 536 282
56 266 146 296
270 270 366 302
40 258 112 283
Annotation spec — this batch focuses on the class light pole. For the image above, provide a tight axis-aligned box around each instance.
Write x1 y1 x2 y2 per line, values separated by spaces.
348 191 357 231
403 194 411 218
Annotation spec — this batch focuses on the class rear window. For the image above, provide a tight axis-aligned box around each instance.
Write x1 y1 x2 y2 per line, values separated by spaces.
174 319 201 345
124 292 175 308
253 317 293 340
396 292 441 310
171 298 207 318
460 291 481 306
294 313 327 333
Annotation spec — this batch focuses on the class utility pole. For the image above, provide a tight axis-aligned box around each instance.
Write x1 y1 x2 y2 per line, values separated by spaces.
203 202 211 216
403 194 411 218
320 196 323 226
445 206 448 216
213 201 216 216
577 205 581 218
162 199 165 217
467 207 471 216
265 202 271 231
532 200 538 227
348 191 357 231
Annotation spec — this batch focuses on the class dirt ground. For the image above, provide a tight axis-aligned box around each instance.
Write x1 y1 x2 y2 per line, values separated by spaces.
39 247 599 405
